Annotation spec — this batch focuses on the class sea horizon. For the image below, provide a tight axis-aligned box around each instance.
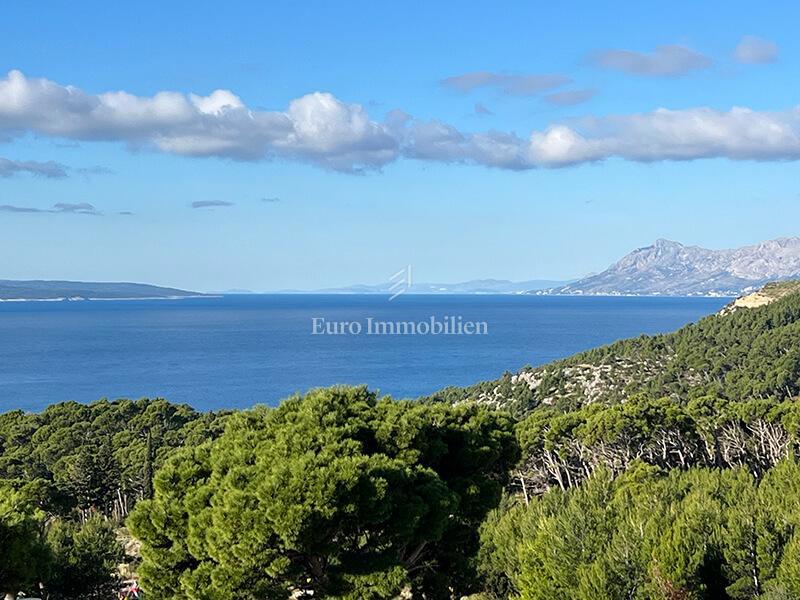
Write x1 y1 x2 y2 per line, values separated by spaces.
0 294 729 412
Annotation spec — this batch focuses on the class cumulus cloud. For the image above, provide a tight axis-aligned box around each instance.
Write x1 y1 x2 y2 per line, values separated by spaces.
441 71 570 96
0 157 68 178
474 103 493 116
191 200 234 209
734 35 779 64
276 92 397 170
2 70 800 173
0 70 397 172
543 89 597 106
401 106 800 169
530 107 800 166
0 202 100 214
591 44 713 76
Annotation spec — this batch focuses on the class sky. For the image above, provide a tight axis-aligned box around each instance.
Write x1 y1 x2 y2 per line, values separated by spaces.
1 1 799 292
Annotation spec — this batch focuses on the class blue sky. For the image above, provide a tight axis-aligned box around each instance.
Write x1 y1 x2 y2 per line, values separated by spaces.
1 1 799 291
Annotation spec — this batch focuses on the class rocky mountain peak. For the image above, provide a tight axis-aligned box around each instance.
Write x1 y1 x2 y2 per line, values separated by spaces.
546 237 800 296
652 238 684 249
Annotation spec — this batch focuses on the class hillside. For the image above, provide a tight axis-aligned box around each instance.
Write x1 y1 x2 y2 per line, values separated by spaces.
431 280 800 415
545 237 800 296
0 279 203 300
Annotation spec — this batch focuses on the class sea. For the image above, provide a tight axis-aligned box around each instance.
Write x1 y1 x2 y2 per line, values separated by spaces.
0 294 730 412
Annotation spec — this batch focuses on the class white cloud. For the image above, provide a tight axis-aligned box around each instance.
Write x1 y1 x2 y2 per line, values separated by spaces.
276 92 398 171
591 44 713 76
0 70 397 172
402 106 800 169
189 89 245 114
441 71 571 95
401 120 525 170
549 106 800 165
734 35 779 64
2 70 800 173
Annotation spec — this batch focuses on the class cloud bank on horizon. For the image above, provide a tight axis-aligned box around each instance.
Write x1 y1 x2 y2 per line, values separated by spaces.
1 52 797 174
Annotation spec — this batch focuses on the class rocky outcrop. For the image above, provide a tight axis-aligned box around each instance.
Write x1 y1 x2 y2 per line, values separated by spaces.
719 280 800 315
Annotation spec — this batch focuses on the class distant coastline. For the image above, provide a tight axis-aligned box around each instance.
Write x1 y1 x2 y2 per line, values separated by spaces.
0 279 205 302
0 294 212 303
530 290 738 299
0 289 739 302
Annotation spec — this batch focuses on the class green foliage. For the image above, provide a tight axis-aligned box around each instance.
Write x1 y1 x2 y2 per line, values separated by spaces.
510 394 800 494
129 386 519 599
5 284 800 599
0 481 50 597
428 287 800 414
46 515 124 599
0 480 126 599
480 461 800 600
0 398 228 599
0 398 229 519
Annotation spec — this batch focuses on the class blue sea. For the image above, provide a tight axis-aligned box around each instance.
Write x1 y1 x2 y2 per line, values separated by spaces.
0 295 729 412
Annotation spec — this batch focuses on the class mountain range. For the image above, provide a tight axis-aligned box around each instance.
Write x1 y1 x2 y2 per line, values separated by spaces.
543 237 800 297
5 237 799 299
295 279 569 295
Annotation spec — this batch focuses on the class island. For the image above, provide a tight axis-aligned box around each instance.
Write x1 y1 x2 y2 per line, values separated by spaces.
0 279 204 301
